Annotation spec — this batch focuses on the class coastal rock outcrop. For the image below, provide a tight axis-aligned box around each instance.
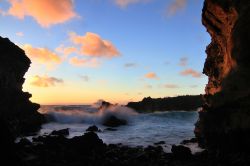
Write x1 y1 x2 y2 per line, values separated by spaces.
127 95 203 112
195 0 250 151
0 36 45 137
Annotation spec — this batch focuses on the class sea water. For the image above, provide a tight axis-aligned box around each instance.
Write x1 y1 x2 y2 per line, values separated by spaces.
35 105 202 153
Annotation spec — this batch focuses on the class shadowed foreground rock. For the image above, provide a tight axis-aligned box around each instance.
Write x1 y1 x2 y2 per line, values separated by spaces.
0 36 45 137
195 0 250 152
15 132 250 166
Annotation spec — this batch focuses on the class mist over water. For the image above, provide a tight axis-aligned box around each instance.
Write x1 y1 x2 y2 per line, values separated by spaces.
37 105 200 153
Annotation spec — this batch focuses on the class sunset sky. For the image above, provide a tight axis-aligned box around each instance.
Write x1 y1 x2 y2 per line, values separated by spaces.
0 0 210 105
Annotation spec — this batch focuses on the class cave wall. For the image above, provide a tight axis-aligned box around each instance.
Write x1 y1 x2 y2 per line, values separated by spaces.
0 36 45 137
195 0 250 151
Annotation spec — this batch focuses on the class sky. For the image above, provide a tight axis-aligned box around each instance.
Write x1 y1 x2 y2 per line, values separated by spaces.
0 0 210 105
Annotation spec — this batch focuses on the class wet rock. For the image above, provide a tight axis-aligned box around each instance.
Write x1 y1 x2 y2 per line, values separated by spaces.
86 125 101 132
103 115 127 127
171 145 192 160
18 138 32 147
50 128 69 136
154 141 165 145
181 138 197 145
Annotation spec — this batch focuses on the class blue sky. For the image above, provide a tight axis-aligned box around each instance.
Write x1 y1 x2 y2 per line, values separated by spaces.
0 0 210 104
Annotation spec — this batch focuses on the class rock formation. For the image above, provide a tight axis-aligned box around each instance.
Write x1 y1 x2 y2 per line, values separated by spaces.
0 36 45 137
195 0 250 151
127 95 203 112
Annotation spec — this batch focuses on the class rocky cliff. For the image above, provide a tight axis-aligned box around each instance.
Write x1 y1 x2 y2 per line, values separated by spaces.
0 36 45 137
195 0 250 151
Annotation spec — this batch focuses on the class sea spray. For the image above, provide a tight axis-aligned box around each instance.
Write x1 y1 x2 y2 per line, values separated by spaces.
39 104 138 124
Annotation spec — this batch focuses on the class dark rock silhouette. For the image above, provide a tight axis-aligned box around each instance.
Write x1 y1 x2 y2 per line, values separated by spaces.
0 36 45 137
50 128 69 136
127 95 203 112
86 125 101 132
171 145 192 160
195 0 250 152
103 115 127 127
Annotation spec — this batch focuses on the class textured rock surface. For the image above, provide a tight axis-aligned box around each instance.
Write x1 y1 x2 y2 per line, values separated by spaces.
195 0 250 151
0 36 45 137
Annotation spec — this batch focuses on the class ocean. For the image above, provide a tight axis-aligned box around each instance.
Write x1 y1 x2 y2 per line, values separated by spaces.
30 105 202 153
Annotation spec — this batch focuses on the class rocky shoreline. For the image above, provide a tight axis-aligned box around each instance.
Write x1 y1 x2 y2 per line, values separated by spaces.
13 130 250 166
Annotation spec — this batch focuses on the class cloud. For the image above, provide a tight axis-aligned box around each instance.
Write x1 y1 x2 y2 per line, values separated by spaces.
16 32 24 37
80 75 90 82
166 0 187 17
114 0 150 8
31 75 63 87
163 84 179 88
69 32 120 57
56 45 77 56
124 63 137 68
7 0 77 27
144 72 159 79
179 57 188 66
180 69 202 78
23 44 61 68
69 56 100 67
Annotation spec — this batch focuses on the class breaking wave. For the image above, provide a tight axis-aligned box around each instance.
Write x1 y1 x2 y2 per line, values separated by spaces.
39 104 138 124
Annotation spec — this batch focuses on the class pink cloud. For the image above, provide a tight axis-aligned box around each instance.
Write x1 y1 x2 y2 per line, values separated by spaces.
166 0 187 17
7 0 77 27
180 69 202 78
16 32 24 37
69 32 120 57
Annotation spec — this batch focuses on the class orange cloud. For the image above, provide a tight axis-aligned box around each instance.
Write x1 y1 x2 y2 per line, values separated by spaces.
179 57 188 66
144 72 159 79
23 44 61 68
69 32 120 57
163 84 179 89
180 69 202 78
31 75 63 87
56 45 77 56
7 0 76 27
114 0 150 8
69 56 100 67
166 0 187 16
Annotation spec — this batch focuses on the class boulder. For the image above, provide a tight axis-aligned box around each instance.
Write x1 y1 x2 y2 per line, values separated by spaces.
86 125 101 132
103 115 127 127
50 128 69 136
171 145 192 160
